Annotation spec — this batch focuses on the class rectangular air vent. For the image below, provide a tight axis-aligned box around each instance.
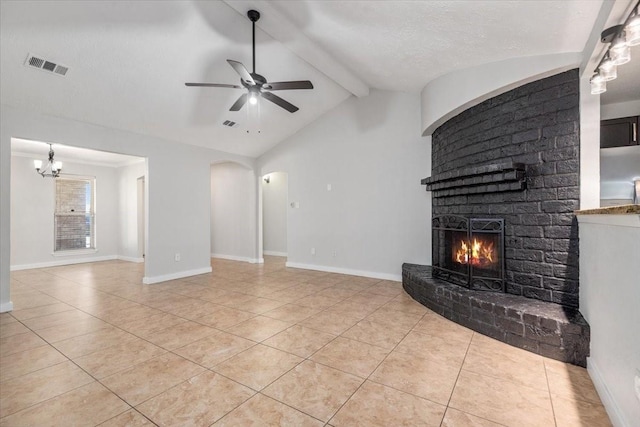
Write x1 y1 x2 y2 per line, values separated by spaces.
222 120 239 128
24 53 69 77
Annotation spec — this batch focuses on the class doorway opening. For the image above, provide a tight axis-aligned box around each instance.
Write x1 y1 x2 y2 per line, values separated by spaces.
261 171 288 263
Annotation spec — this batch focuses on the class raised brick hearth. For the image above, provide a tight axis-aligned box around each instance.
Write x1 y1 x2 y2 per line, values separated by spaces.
403 264 589 366
406 69 590 365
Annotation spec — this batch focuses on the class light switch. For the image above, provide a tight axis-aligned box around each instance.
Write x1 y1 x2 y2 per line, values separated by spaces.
327 184 332 191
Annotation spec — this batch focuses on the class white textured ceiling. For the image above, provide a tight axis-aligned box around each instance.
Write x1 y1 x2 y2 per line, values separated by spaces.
270 0 604 92
1 1 605 158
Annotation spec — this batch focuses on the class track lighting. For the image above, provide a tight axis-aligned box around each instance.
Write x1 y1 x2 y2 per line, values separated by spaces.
592 1 639 95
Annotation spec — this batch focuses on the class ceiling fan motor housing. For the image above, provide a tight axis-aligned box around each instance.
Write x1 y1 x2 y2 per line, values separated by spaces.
247 10 260 22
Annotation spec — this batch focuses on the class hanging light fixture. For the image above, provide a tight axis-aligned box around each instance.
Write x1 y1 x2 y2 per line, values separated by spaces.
592 1 640 94
34 144 62 178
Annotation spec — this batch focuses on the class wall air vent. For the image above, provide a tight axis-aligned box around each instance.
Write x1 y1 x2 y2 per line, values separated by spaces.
222 120 239 128
24 53 69 77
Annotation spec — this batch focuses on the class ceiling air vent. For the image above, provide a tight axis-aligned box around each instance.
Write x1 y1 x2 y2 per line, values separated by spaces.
24 53 69 77
222 120 239 128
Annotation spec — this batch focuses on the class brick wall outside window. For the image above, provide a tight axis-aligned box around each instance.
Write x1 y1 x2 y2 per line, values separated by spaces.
54 177 95 251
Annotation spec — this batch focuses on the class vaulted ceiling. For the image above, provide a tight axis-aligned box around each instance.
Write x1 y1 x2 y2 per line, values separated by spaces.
1 1 604 158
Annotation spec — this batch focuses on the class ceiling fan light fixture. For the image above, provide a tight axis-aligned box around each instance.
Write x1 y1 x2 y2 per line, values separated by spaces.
249 93 258 105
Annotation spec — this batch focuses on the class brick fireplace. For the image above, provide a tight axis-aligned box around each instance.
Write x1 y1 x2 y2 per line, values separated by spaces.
403 69 590 366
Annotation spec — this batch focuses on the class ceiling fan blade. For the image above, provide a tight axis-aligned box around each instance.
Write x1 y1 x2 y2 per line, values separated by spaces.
261 92 299 113
185 83 242 89
227 60 255 85
229 93 248 111
264 81 314 91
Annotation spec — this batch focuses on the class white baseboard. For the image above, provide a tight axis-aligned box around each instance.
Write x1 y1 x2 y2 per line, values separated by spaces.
143 266 212 285
0 301 14 313
10 255 118 271
211 253 263 264
285 262 402 282
588 357 627 427
117 255 145 263
263 251 288 257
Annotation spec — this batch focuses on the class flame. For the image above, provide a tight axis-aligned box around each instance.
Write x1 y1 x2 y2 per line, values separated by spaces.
454 238 495 267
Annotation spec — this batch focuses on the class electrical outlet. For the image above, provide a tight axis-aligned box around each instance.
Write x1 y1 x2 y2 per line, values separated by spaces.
311 247 316 255
174 253 181 262
635 369 640 403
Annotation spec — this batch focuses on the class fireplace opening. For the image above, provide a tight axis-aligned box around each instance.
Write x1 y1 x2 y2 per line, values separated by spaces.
432 216 504 292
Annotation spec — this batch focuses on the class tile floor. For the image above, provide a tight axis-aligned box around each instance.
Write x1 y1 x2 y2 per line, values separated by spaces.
0 257 611 426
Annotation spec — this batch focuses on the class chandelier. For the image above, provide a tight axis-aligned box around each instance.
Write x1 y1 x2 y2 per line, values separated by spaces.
591 1 640 94
34 144 62 178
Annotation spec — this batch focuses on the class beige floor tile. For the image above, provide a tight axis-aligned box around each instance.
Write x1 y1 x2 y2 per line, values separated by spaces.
10 292 59 310
441 407 503 427
262 303 321 323
316 286 362 300
263 360 363 422
463 334 547 391
449 370 554 427
382 297 430 316
552 394 612 427
21 309 95 331
225 297 286 314
0 344 67 382
10 302 76 321
144 321 218 350
137 370 254 427
98 409 156 426
0 313 17 325
311 337 389 378
370 350 461 405
294 294 342 309
395 330 470 365
323 300 379 320
0 332 48 357
545 359 603 404
0 360 94 416
263 325 336 358
101 353 205 406
0 322 30 339
331 380 446 427
226 316 292 342
346 293 394 308
174 331 255 368
214 344 303 390
213 291 256 307
342 319 408 350
117 312 187 339
0 381 129 427
52 326 138 359
365 307 423 331
215 393 323 427
73 339 166 379
193 307 256 330
368 282 405 297
299 311 361 335
96 304 161 325
413 311 474 342
36 317 112 343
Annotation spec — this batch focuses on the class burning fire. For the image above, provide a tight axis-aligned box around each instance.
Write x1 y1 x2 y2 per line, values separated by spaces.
455 238 496 267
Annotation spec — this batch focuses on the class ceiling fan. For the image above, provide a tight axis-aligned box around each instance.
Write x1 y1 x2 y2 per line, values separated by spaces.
185 9 313 113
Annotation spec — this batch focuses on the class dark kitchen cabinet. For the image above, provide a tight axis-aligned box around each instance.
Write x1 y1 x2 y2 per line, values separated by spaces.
600 116 639 148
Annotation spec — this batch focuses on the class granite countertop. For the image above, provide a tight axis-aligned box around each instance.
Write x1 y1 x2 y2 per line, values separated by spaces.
575 204 640 215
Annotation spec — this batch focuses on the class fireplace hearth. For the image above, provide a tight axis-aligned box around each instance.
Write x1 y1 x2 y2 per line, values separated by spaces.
432 215 504 292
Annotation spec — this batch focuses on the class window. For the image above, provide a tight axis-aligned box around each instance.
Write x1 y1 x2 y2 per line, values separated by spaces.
54 176 95 251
